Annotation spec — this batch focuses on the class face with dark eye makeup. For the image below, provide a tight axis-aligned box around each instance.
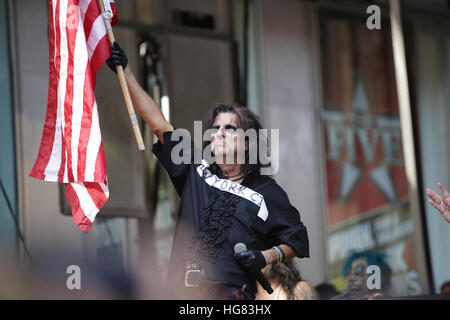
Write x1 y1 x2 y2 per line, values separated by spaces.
347 258 368 291
210 112 246 164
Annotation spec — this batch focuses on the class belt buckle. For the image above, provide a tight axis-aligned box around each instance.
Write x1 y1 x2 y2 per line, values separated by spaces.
185 269 201 287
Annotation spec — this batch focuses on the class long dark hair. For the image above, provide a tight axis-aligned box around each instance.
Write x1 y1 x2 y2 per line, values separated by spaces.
265 260 303 299
203 103 270 177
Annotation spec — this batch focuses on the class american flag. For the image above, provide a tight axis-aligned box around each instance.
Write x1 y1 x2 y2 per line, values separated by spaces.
30 0 118 233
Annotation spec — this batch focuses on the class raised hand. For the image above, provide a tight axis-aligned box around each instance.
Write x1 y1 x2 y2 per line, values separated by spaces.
106 41 128 74
426 182 450 223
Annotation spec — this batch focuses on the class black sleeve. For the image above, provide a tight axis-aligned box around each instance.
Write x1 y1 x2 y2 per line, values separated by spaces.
152 129 194 196
264 187 310 259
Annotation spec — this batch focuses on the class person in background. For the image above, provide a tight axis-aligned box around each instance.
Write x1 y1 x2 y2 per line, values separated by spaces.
332 251 392 300
315 283 340 300
441 281 450 294
255 260 318 300
426 182 450 223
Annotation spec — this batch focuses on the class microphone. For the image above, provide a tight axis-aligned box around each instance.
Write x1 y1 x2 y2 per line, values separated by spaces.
234 243 274 294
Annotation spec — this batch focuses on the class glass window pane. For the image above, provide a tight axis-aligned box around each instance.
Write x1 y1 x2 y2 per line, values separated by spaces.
0 0 17 255
320 13 423 297
413 17 450 294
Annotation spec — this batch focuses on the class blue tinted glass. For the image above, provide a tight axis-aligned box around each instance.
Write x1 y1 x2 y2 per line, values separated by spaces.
0 0 17 254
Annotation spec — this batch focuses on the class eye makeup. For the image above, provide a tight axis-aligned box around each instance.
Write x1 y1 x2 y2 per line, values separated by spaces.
211 124 238 131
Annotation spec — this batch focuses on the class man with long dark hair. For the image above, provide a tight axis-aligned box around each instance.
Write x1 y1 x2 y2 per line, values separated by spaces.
107 43 310 299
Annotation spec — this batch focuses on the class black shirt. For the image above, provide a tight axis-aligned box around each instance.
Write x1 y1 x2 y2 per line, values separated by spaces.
152 130 310 299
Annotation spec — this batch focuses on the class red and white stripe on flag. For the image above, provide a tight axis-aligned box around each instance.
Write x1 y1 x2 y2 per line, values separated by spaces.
30 0 118 233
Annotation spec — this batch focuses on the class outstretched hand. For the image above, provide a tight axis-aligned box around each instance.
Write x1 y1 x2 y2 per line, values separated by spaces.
426 182 450 223
106 41 128 74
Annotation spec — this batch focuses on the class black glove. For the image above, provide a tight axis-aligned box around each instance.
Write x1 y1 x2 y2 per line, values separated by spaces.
233 250 266 273
106 41 128 74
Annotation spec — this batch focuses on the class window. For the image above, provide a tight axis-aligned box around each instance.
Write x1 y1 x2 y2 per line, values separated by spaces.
0 0 18 256
319 11 423 296
410 14 450 294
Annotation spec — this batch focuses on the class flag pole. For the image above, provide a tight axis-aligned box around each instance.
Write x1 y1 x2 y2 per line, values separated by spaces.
97 0 145 151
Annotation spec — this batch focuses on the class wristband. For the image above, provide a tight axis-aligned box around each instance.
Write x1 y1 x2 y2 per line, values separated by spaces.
272 246 285 264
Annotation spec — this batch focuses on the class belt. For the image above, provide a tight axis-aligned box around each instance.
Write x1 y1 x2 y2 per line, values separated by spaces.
184 268 226 287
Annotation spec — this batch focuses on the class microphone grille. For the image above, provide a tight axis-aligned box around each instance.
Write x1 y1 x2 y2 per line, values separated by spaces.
234 242 247 254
